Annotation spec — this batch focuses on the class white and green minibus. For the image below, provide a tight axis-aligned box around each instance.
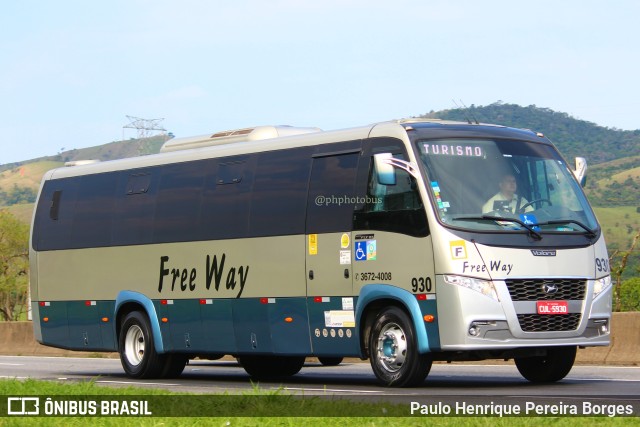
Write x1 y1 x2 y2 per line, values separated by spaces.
30 119 611 386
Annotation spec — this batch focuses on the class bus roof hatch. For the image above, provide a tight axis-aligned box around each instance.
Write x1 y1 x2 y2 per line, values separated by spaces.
160 125 321 153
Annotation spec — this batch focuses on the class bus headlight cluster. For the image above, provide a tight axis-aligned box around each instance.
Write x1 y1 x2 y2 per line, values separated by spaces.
444 275 499 301
593 275 612 299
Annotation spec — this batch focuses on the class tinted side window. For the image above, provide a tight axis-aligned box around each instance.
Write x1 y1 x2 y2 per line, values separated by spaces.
200 156 255 240
250 148 312 237
306 151 360 233
354 138 429 237
70 173 117 248
112 169 159 246
153 160 208 243
33 178 79 251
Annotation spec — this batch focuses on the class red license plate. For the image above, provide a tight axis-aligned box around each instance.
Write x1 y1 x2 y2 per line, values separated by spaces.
537 300 568 315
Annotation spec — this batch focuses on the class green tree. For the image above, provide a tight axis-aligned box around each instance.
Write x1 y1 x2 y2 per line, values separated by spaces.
4 184 37 205
619 278 640 311
0 210 29 321
610 230 639 312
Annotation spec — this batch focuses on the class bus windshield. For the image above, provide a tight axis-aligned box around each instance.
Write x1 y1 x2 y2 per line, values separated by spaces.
415 138 599 235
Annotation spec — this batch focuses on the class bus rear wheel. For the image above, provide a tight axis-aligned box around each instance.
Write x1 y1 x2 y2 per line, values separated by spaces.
514 346 577 383
119 311 165 379
238 355 305 379
369 307 432 387
161 354 188 378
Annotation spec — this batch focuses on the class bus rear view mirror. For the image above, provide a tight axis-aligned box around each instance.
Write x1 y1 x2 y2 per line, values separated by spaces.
573 157 587 187
373 153 396 185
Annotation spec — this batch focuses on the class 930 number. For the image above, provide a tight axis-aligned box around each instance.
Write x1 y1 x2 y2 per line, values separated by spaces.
411 277 433 293
596 257 609 273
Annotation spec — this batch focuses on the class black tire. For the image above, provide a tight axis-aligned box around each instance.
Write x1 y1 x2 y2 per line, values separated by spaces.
318 357 343 366
238 355 305 379
369 306 432 387
515 346 577 383
161 354 188 379
118 311 165 379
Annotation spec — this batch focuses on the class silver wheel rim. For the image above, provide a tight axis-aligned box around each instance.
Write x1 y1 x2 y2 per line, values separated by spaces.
376 323 407 373
124 324 145 366
375 322 407 373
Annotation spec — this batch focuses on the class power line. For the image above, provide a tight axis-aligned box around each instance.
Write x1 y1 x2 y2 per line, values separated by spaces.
122 115 166 139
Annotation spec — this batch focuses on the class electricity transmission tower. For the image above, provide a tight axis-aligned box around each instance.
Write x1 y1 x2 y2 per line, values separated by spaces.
122 115 167 139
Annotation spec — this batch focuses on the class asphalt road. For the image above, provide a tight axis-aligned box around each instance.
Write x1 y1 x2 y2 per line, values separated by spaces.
1 355 639 403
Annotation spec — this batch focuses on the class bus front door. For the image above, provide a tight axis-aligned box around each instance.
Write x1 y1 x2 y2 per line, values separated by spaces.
305 150 360 356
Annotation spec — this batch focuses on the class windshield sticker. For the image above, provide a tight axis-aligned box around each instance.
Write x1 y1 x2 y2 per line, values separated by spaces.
519 213 540 230
431 181 449 211
422 143 484 157
449 240 467 259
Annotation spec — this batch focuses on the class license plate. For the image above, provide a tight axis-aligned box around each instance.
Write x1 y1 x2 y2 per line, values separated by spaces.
537 300 568 315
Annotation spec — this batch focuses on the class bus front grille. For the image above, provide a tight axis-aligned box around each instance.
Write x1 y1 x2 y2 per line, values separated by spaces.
517 313 581 332
505 278 586 301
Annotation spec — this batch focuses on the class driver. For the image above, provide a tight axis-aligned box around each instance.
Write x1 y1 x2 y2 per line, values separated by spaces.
482 174 533 214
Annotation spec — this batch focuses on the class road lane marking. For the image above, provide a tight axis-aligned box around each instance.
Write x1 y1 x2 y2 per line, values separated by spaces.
0 363 24 366
97 380 179 386
281 387 385 394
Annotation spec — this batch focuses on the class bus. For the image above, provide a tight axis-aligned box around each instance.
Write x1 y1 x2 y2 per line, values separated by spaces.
29 119 612 387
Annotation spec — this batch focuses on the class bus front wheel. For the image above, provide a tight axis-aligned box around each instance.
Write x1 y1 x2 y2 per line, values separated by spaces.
514 346 577 383
118 311 165 379
369 307 432 387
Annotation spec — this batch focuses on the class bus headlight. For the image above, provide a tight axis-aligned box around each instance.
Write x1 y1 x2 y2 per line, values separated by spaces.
593 275 611 299
444 275 499 301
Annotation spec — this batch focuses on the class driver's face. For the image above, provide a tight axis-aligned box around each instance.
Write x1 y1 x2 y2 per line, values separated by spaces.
499 176 517 197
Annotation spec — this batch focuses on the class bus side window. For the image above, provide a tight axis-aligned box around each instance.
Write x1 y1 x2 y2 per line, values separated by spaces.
354 152 428 237
366 154 422 213
306 151 360 233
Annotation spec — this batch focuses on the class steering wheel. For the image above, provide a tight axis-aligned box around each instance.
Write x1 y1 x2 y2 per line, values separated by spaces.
518 198 552 213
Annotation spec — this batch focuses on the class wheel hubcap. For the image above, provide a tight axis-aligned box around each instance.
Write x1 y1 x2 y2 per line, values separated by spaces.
124 324 145 366
375 322 407 372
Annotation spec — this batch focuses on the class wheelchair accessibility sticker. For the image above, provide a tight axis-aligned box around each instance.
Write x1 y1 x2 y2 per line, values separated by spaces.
355 240 376 261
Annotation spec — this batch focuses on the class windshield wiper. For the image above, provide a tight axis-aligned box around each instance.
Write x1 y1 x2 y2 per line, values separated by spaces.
452 215 542 240
535 219 597 238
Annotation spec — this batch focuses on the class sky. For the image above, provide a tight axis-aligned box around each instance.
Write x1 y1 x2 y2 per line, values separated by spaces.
1 0 639 165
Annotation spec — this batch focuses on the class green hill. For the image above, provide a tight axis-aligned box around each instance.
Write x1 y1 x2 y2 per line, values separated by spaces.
0 135 167 175
421 102 640 164
585 156 640 206
0 135 167 208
